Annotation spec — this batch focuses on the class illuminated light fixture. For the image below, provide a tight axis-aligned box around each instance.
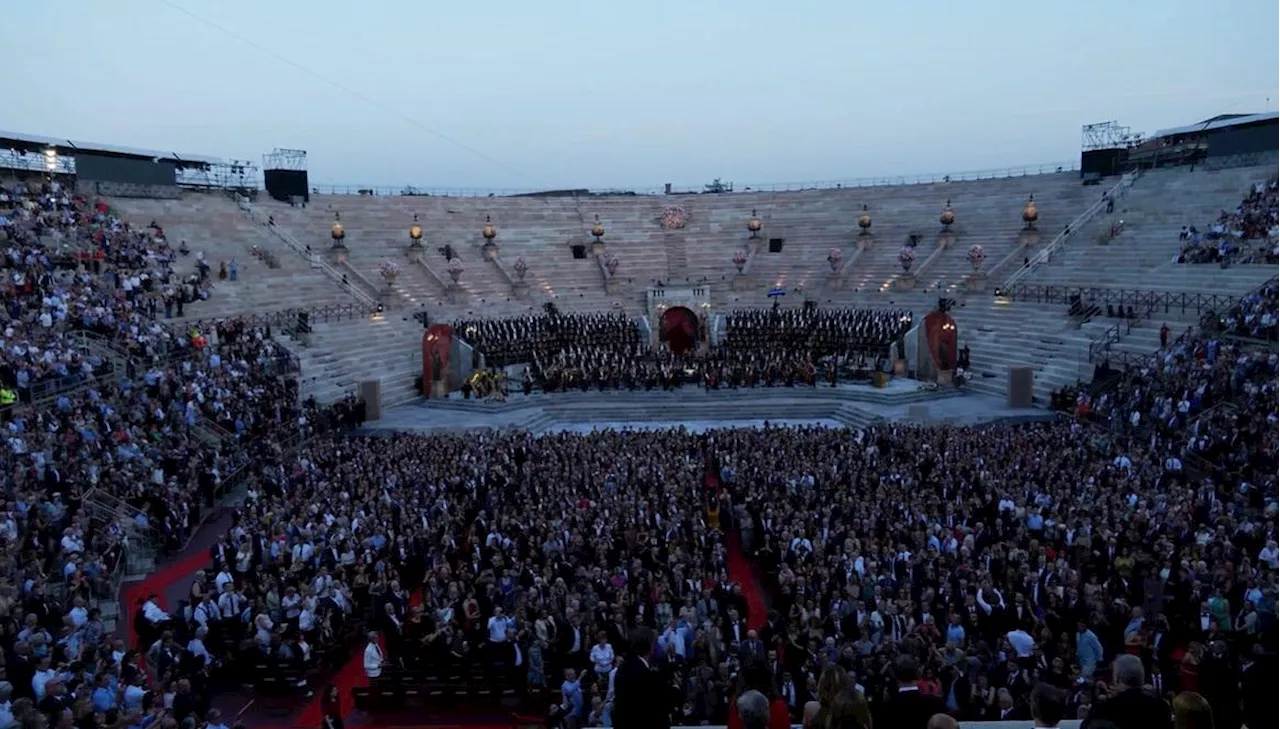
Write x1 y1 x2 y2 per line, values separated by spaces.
43 148 58 171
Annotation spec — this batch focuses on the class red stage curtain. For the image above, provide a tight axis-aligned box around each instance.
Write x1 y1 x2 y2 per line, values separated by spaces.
660 307 698 355
423 324 454 396
922 311 958 371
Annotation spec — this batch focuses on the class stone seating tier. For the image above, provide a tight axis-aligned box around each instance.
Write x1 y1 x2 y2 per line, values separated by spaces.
1019 164 1276 292
110 196 363 319
262 172 1093 317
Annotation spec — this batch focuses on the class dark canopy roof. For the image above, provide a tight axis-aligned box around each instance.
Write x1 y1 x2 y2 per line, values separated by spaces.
0 129 224 168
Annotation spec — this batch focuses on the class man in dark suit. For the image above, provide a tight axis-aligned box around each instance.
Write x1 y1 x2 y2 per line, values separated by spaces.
1082 655 1171 729
874 656 947 729
613 628 669 729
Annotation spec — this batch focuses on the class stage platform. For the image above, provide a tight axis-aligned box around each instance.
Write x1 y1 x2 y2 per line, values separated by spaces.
362 379 1050 435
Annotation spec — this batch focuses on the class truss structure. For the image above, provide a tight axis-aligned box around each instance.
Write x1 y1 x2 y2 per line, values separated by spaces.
176 159 259 190
1081 121 1143 151
264 148 307 171
0 146 75 176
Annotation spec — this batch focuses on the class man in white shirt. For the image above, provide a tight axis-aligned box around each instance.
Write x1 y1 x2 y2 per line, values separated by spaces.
31 656 56 700
362 631 384 680
589 633 615 677
1258 540 1278 569
141 596 171 625
1006 628 1035 658
487 607 512 644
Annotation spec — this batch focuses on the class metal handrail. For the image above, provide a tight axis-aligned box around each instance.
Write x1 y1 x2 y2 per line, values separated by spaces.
1002 172 1137 289
1006 285 1240 316
1086 299 1159 363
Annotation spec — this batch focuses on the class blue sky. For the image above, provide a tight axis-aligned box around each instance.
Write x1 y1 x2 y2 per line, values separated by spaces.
7 0 1277 191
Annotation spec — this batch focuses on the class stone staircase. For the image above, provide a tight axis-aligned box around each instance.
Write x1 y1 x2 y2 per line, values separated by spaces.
281 313 425 405
950 299 1095 405
664 233 689 278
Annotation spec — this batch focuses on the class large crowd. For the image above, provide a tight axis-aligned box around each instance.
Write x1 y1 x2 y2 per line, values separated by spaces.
1177 177 1278 265
114 404 1277 729
3 174 1278 729
1215 282 1278 342
0 178 324 729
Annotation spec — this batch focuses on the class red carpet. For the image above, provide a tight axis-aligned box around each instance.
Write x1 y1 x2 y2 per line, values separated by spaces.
120 549 215 649
294 588 424 728
705 461 767 632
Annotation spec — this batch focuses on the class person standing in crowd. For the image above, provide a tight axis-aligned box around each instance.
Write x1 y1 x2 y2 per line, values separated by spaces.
1030 683 1068 729
613 629 669 729
875 657 946 729
1171 692 1214 729
737 690 771 729
1082 656 1172 729
362 632 384 682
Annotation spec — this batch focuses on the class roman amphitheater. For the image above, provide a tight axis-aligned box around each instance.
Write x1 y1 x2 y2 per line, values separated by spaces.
111 159 1275 411
3 120 1276 729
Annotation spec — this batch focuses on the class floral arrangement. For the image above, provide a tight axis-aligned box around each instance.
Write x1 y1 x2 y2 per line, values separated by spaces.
827 247 844 271
732 249 748 272
898 245 917 271
659 206 687 230
512 255 528 280
603 253 620 277
379 259 401 281
967 244 985 271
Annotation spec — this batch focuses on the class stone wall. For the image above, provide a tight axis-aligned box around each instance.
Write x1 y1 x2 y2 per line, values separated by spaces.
76 179 182 199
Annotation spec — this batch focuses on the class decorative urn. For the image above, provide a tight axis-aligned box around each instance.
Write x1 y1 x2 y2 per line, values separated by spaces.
591 215 605 241
732 248 748 273
858 205 872 231
1022 194 1039 227
747 209 763 238
409 214 423 248
330 212 346 247
940 200 956 228
512 255 528 281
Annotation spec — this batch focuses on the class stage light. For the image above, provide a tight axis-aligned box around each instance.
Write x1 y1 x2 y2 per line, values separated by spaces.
43 148 58 171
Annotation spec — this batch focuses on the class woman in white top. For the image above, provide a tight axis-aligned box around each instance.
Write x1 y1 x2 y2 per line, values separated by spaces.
589 632 614 677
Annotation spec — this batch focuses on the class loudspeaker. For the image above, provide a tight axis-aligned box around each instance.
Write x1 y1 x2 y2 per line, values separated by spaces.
264 169 310 203
1007 366 1033 408
359 380 381 421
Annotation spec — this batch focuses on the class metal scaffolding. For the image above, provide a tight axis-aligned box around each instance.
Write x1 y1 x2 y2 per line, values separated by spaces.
1081 121 1143 151
264 148 307 171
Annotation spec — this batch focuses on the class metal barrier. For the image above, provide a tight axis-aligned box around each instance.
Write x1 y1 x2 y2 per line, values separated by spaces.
1001 172 1137 290
306 161 1081 198
1006 285 1240 316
